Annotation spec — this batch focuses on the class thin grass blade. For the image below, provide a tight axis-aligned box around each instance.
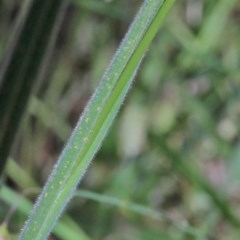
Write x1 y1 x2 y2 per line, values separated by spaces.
0 0 66 176
18 0 175 239
0 186 91 240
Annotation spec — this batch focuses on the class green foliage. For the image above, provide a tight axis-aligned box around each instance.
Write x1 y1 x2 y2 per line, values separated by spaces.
1 0 240 240
0 0 66 176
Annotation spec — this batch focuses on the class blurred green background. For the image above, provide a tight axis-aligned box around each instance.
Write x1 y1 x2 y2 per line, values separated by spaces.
1 0 240 239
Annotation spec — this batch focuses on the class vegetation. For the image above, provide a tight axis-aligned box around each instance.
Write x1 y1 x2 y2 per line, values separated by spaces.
0 0 240 239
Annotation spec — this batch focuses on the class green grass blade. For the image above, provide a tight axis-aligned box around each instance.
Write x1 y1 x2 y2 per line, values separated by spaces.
29 96 71 141
74 190 201 237
0 186 91 240
0 0 66 176
6 157 38 189
5 158 92 240
72 0 130 21
199 0 238 52
18 1 175 239
6 157 199 237
149 133 240 228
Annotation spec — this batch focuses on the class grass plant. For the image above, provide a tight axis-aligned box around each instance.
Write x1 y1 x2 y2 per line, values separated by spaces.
0 0 66 176
14 0 175 239
1 0 240 240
